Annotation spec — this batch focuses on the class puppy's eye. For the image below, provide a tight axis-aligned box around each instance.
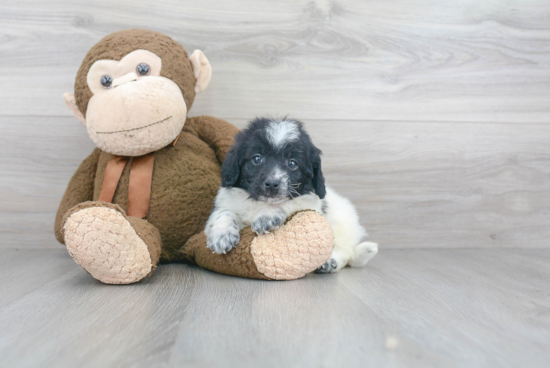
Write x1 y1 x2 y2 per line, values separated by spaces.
101 75 113 88
288 159 298 170
252 155 263 165
136 63 151 76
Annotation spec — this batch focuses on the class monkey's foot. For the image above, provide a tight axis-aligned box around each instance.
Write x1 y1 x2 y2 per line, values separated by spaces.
63 202 159 284
181 210 334 281
250 211 334 280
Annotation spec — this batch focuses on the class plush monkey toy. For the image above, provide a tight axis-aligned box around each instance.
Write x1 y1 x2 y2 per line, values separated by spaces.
55 29 333 284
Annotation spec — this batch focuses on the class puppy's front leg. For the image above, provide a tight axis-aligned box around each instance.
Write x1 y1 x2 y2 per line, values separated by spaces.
251 208 287 235
205 209 241 254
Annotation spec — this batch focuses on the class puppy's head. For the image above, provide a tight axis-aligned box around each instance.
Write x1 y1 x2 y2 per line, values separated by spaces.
222 117 326 203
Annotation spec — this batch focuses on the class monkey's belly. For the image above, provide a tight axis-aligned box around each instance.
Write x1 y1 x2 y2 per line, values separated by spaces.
149 147 221 261
95 133 222 262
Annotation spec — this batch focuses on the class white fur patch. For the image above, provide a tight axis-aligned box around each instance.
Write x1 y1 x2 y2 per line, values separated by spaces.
266 119 299 149
321 187 378 271
271 166 287 181
205 209 242 254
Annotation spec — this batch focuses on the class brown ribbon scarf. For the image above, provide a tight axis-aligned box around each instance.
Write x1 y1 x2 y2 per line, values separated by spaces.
98 135 179 219
98 154 154 219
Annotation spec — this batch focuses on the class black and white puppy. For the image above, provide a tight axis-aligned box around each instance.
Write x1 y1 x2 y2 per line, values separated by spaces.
205 117 378 273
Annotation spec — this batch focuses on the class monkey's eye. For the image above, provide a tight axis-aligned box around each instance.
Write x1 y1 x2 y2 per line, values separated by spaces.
252 155 263 165
287 159 298 170
101 75 113 88
136 63 151 76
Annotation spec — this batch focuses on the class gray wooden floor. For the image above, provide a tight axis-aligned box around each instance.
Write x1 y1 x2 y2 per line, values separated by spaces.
0 248 548 368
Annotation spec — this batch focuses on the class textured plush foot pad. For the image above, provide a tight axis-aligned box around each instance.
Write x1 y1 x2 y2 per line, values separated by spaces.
251 211 334 280
63 207 152 284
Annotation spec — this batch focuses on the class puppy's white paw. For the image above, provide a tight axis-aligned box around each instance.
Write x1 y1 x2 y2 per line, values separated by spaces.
251 211 286 234
349 242 378 267
206 221 240 254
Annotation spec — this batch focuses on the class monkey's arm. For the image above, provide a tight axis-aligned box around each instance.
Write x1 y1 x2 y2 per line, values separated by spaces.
185 116 240 164
54 148 101 244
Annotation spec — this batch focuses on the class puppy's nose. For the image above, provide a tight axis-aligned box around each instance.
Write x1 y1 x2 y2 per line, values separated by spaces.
264 179 280 189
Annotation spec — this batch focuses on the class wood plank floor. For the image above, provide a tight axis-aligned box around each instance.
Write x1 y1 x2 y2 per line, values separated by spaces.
0 248 548 368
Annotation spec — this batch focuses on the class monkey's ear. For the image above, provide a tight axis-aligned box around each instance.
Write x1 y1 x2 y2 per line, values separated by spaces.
190 50 212 94
63 93 86 126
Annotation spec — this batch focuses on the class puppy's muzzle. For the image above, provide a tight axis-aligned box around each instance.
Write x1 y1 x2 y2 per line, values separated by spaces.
263 178 281 197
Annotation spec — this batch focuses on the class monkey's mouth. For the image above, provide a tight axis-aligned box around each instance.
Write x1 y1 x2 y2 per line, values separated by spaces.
95 116 172 135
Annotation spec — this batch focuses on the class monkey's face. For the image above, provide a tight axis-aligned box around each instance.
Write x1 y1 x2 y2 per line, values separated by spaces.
83 50 187 156
64 30 212 156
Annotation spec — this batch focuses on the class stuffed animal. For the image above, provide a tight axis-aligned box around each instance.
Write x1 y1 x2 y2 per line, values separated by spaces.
55 29 333 284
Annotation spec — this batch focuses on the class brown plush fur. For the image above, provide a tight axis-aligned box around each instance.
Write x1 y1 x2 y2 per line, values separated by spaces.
181 228 271 280
74 29 197 117
127 216 162 275
55 149 100 243
55 116 239 262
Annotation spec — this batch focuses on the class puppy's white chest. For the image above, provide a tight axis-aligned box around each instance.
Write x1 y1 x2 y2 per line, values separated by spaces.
215 187 323 228
241 196 323 227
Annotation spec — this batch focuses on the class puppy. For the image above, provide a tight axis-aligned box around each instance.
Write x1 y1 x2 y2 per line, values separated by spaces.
205 117 378 273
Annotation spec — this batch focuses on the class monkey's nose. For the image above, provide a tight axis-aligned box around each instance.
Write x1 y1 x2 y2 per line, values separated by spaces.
112 72 139 88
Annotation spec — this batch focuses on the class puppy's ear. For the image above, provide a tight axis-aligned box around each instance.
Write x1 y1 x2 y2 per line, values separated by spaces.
221 148 241 187
311 147 326 199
